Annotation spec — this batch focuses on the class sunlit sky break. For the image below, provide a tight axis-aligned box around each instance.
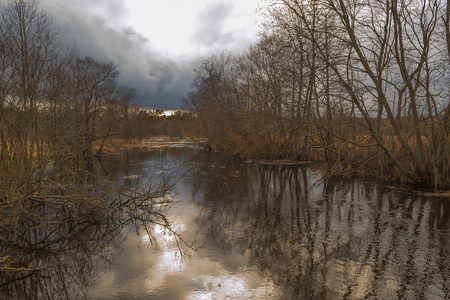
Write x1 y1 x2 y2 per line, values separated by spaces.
40 0 262 109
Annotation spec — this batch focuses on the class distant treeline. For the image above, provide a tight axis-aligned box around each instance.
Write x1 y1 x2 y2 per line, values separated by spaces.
186 0 450 189
132 109 200 139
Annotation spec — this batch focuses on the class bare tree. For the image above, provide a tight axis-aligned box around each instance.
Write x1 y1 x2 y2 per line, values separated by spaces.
0 0 60 184
186 52 244 151
72 56 119 170
118 86 139 144
187 0 448 187
0 0 180 275
264 0 449 186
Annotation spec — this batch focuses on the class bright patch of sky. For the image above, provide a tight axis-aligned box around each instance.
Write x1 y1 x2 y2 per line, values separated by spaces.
127 0 261 57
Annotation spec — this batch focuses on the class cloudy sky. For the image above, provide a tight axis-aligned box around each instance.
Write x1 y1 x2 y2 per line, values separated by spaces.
41 0 262 110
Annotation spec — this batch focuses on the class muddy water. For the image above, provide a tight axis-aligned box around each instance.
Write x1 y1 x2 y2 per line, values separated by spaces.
1 144 449 299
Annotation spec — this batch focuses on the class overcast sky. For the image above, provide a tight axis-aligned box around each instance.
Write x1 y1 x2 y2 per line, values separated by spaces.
41 0 262 110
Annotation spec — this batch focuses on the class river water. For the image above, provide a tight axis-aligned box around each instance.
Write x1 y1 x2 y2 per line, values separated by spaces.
1 142 449 299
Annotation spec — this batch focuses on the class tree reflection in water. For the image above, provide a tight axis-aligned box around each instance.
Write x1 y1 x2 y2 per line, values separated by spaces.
189 156 450 300
2 148 448 299
0 203 182 300
0 149 183 300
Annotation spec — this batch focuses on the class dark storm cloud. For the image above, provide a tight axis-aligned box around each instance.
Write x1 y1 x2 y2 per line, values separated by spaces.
192 1 235 47
43 0 195 109
40 0 258 109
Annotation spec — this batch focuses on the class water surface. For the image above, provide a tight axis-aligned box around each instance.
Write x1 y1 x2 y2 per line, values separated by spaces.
1 143 449 299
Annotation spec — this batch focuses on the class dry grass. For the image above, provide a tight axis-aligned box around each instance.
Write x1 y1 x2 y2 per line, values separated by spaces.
93 136 201 154
422 191 450 197
257 159 315 165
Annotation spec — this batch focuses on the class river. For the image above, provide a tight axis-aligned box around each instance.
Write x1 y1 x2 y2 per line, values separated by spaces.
1 142 449 299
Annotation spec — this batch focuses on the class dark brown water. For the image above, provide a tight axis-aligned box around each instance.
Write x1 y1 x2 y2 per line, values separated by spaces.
1 143 449 299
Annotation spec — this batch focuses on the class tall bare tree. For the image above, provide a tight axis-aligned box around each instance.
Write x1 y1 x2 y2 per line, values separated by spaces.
0 0 60 184
72 56 119 169
263 0 448 186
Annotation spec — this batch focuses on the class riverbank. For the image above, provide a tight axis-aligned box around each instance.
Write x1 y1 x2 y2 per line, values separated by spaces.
96 136 450 196
93 136 207 154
